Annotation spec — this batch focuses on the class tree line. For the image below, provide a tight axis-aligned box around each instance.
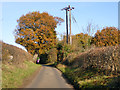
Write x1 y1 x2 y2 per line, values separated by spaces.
14 11 119 63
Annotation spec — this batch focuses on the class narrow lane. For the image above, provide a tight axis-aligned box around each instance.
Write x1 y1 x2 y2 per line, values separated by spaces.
25 65 73 89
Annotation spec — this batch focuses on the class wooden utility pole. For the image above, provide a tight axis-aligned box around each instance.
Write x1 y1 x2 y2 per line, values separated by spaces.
61 6 69 44
61 5 74 44
68 5 74 45
66 9 69 44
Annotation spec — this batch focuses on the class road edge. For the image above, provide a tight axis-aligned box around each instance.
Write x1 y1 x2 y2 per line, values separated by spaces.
19 65 42 88
55 66 75 89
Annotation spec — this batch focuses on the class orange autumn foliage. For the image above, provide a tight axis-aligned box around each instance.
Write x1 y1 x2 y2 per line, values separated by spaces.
14 11 64 55
92 27 118 47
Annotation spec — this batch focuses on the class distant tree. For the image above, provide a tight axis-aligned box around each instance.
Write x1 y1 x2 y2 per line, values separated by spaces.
82 22 99 49
92 27 118 47
73 33 91 50
14 11 64 55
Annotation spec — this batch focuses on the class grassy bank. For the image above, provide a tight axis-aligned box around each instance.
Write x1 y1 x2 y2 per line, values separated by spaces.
55 45 120 89
2 61 41 88
57 64 120 89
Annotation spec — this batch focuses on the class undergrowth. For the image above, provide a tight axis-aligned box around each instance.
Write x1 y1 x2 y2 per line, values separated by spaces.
57 65 120 89
56 45 120 89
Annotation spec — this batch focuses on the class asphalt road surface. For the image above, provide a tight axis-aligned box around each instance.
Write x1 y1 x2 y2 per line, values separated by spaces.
25 65 74 89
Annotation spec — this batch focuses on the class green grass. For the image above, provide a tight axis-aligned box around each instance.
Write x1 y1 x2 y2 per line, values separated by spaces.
78 75 109 88
57 66 66 73
2 61 41 88
57 64 120 88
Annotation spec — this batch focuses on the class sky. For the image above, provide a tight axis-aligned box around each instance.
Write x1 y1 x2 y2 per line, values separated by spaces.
0 1 118 51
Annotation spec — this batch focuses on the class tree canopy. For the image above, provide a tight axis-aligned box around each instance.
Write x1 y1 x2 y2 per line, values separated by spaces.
91 27 118 47
73 33 91 49
14 11 64 55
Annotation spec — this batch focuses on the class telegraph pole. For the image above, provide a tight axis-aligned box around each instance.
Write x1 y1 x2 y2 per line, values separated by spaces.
61 5 74 44
66 9 69 44
68 5 74 45
61 6 69 44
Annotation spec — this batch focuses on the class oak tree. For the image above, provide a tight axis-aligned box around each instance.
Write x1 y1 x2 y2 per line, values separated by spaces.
14 11 64 55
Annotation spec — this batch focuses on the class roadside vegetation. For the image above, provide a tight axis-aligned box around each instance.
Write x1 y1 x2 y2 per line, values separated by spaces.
2 61 40 88
2 41 41 88
56 45 120 88
54 26 120 89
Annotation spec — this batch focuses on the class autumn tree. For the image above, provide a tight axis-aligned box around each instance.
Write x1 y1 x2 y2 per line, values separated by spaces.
71 33 91 52
14 11 64 55
76 33 91 49
91 27 118 47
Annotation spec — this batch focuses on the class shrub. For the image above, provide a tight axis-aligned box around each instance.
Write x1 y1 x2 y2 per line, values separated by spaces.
63 45 120 75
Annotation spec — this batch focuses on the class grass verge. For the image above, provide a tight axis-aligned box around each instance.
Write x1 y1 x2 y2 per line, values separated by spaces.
2 61 41 88
56 64 120 89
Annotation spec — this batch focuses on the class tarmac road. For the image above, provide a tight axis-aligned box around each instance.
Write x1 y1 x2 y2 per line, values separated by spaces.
25 65 74 89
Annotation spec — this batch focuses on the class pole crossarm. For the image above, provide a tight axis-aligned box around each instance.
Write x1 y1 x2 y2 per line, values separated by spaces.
61 5 74 11
61 6 69 11
68 5 74 11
